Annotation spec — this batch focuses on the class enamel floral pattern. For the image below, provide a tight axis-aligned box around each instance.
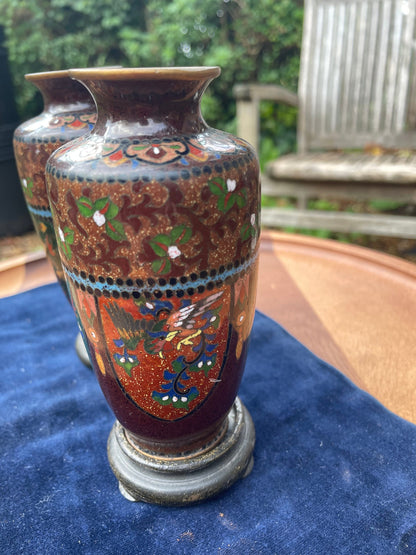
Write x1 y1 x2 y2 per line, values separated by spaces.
47 129 259 423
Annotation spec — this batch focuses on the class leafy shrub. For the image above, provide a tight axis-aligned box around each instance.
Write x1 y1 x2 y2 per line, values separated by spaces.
2 0 303 162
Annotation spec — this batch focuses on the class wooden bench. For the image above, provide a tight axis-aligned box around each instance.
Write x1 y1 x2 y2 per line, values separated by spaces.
234 0 416 239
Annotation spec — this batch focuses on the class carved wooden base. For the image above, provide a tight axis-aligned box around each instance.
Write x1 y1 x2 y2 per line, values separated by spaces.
107 397 255 506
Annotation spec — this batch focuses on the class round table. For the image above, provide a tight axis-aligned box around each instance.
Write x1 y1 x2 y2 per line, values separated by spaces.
1 231 416 424
257 231 416 424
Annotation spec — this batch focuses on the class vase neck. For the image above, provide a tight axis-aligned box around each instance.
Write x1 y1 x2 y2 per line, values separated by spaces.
70 68 220 138
26 74 94 115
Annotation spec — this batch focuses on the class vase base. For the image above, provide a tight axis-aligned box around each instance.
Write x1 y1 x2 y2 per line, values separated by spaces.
75 332 92 368
107 397 255 506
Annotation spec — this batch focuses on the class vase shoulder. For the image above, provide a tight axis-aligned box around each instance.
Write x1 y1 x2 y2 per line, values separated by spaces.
46 128 255 179
13 107 96 145
15 71 96 144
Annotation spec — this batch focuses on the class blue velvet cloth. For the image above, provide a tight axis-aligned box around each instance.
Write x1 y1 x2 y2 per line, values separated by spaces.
1 283 416 554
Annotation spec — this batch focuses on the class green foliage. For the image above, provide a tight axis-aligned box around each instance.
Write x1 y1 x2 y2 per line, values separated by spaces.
1 0 303 148
369 199 407 212
308 199 340 211
299 228 333 239
258 90 299 169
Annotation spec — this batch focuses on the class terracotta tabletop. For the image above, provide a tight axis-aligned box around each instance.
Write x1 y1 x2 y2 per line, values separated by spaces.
1 230 416 424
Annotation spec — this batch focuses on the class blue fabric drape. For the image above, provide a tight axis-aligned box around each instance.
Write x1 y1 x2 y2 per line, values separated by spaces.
1 283 416 554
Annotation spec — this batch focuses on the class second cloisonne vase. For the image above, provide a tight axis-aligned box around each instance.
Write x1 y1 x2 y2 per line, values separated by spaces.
13 70 97 366
46 67 260 505
13 69 96 295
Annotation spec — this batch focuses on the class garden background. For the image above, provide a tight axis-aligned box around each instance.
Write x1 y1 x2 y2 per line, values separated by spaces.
2 0 414 260
2 0 302 167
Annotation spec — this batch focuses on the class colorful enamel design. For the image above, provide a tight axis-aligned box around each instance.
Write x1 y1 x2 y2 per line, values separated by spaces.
13 70 96 295
46 67 260 504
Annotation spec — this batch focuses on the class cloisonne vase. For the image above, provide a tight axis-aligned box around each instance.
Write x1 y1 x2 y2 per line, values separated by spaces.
45 67 260 505
13 70 97 365
13 70 96 292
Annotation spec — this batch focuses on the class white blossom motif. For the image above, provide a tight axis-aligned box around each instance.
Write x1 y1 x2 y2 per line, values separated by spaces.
250 213 256 226
58 227 65 242
167 245 181 259
93 210 106 227
21 178 27 188
226 178 236 192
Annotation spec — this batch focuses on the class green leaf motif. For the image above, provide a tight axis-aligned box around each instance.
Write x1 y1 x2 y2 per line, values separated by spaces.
151 392 171 406
218 194 236 213
240 222 251 241
104 201 119 220
152 257 171 275
22 178 34 199
150 238 169 257
94 198 119 220
63 244 72 259
102 144 120 154
224 193 236 212
105 219 126 241
56 226 74 260
208 177 248 213
208 178 225 196
76 197 94 217
170 225 191 245
172 359 185 373
208 307 222 330
93 197 109 211
64 227 74 245
188 354 217 376
152 390 198 409
151 233 171 246
235 190 247 208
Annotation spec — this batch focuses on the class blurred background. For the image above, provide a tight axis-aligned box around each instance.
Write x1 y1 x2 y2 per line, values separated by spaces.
0 0 414 261
2 0 302 163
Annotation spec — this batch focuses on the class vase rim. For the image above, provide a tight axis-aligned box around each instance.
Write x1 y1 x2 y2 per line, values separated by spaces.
25 69 70 82
68 66 221 81
25 67 124 83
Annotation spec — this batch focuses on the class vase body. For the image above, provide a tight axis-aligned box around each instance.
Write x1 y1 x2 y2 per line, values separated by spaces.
13 70 96 294
46 67 260 472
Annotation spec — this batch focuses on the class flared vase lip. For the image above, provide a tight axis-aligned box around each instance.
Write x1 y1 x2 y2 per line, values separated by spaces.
25 69 70 82
25 66 124 82
68 66 221 81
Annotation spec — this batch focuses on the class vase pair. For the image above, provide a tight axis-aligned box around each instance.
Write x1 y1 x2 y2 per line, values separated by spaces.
14 67 260 505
